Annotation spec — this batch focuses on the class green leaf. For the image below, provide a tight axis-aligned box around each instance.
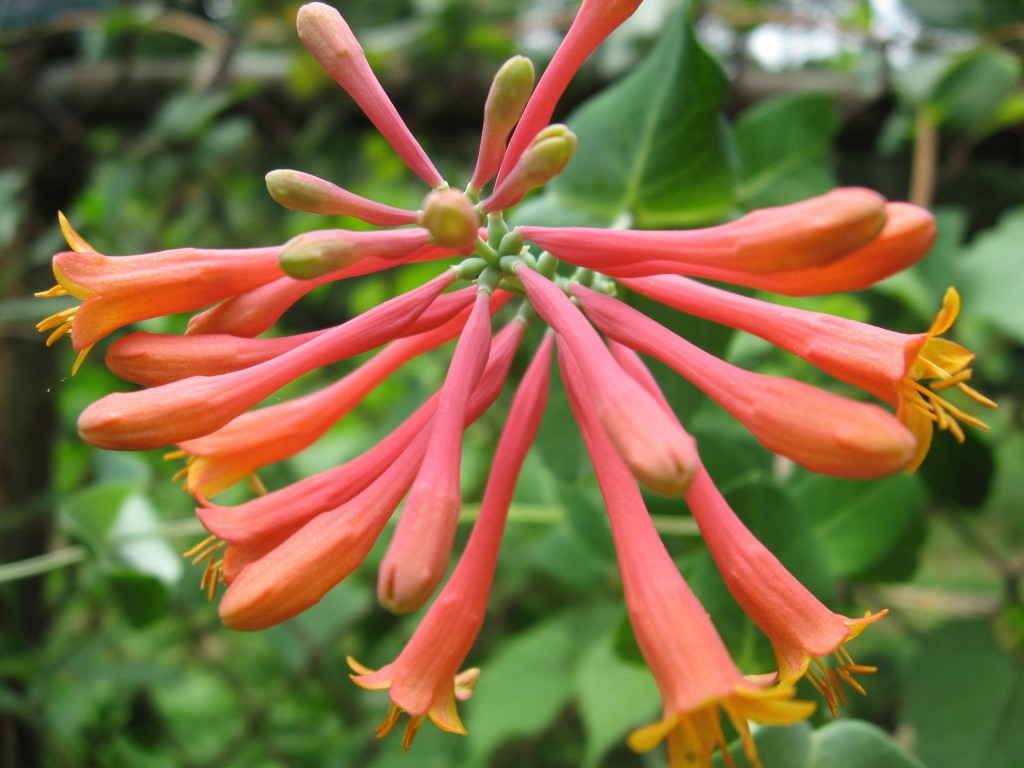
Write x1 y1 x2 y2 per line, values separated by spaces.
465 605 616 763
903 620 1024 768
574 637 660 768
735 92 839 209
904 0 1024 32
514 4 734 228
105 568 171 628
957 205 1024 344
930 48 1021 135
795 473 925 582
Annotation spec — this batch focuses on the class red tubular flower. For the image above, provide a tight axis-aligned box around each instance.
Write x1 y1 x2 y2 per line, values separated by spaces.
377 290 494 613
265 169 420 225
622 276 996 472
517 188 887 278
174 309 475 499
349 334 553 749
469 55 535 192
279 227 434 279
296 3 444 187
685 463 887 716
572 284 917 477
195 319 526 556
77 270 456 450
496 0 643 184
35 214 285 355
560 350 815 768
517 263 697 495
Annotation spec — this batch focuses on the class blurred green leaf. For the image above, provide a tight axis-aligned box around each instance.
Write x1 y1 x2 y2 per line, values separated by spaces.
106 568 171 627
957 205 1024 344
930 48 1021 135
904 0 1024 32
795 474 925 581
574 636 660 768
735 92 839 208
903 620 1024 768
514 5 733 228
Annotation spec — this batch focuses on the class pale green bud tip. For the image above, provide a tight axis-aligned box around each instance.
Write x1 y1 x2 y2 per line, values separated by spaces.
419 189 480 251
486 56 535 123
279 232 355 279
266 170 337 214
520 125 577 186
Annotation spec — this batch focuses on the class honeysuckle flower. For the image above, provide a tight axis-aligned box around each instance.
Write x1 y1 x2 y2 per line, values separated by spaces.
517 188 887 278
517 262 697 495
469 55 536 192
173 309 475 498
35 213 286 361
495 0 643 184
39 0 993 761
350 334 553 749
573 284 918 477
78 270 455 450
296 2 443 187
560 349 815 768
265 169 420 224
685 463 887 716
622 276 996 472
377 289 494 614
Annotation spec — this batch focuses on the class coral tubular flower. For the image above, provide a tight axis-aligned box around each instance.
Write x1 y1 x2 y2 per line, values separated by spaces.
517 263 697 495
560 351 815 768
622 276 995 472
279 227 434 279
469 55 536 192
196 319 526 549
685 463 887 716
496 0 643 184
517 188 887 278
77 270 455 450
573 284 918 477
35 214 285 354
265 169 419 225
377 289 494 614
481 125 578 212
296 3 443 187
350 334 553 749
175 309 475 498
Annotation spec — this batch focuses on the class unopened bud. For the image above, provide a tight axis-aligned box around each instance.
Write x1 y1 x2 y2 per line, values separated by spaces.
470 56 536 190
279 228 431 279
482 125 577 212
266 169 418 226
419 189 480 251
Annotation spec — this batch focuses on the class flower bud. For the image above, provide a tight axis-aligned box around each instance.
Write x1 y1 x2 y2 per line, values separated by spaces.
279 228 431 279
482 125 577 212
469 56 536 190
418 189 480 251
265 169 418 226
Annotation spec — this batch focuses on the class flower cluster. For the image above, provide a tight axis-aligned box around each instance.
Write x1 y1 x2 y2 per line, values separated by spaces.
37 2 996 765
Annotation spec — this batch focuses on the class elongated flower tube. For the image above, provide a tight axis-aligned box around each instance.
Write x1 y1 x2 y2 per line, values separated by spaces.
350 334 553 749
517 263 697 495
621 277 996 472
265 169 419 225
573 285 917 477
296 3 443 187
378 289 494 614
35 214 285 354
106 330 325 386
481 125 578 212
78 271 455 450
517 188 886 278
560 350 815 768
174 310 474 498
685 463 886 717
496 0 643 184
196 319 526 549
469 55 535 192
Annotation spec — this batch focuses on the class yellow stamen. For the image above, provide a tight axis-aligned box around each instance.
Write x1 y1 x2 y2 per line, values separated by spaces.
401 715 427 752
806 643 877 718
375 704 402 740
70 345 93 376
34 285 69 298
183 535 227 601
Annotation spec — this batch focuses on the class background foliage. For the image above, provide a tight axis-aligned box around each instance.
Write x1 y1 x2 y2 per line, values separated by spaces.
1 1 1022 766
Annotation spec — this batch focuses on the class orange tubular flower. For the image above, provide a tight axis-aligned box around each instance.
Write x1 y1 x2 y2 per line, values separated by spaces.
622 276 996 472
572 285 917 478
77 271 456 450
685 463 886 716
35 214 285 364
350 334 553 749
560 350 815 768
